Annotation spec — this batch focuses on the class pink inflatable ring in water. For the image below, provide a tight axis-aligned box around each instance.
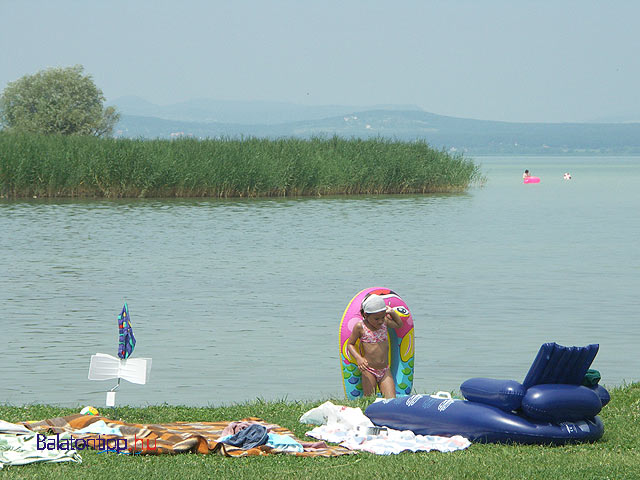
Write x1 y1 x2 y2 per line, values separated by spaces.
524 176 540 184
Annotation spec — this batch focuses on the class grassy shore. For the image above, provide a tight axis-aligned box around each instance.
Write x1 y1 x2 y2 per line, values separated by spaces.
0 133 482 198
0 383 638 479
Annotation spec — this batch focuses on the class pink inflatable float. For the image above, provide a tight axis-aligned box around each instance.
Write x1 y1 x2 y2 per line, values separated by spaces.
524 176 540 184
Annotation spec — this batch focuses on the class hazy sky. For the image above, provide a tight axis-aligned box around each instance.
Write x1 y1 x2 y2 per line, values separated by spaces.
2 0 639 122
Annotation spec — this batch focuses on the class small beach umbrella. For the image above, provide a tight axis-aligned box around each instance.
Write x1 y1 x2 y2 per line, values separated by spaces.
88 303 152 406
118 303 136 359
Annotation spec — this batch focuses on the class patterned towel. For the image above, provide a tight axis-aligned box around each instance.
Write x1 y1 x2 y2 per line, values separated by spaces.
22 415 355 457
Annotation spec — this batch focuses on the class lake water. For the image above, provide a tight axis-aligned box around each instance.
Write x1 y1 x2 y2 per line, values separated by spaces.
1 155 638 407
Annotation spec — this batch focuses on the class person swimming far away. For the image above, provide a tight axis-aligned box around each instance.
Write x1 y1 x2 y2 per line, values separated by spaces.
522 169 540 184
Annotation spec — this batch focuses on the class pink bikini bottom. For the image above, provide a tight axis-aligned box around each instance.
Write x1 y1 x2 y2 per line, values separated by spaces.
363 365 390 382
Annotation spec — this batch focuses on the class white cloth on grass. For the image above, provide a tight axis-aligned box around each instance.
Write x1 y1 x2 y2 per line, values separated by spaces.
300 401 470 455
0 432 81 469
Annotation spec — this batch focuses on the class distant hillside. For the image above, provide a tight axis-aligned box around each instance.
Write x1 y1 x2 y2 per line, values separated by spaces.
110 96 422 125
110 98 640 154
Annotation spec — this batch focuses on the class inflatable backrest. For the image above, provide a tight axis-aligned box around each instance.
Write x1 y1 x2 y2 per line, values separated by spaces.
522 343 599 389
521 384 602 423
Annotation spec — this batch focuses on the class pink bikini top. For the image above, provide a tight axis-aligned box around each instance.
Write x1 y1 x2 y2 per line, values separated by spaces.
360 320 388 343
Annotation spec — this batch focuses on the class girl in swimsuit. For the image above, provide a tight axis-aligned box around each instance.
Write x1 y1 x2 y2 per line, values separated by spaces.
346 294 403 398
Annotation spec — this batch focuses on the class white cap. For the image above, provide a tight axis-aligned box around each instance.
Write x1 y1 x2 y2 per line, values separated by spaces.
362 294 386 314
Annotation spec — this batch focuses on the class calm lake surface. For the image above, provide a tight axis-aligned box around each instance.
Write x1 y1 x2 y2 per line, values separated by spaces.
1 155 638 407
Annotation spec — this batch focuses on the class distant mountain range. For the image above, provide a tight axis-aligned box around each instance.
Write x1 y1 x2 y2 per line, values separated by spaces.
110 97 640 154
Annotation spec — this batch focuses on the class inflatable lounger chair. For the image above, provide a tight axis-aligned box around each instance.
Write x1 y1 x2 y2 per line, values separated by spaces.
365 343 610 444
522 342 599 388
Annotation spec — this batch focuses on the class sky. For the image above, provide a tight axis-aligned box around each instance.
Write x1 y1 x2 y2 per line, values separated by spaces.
1 0 639 123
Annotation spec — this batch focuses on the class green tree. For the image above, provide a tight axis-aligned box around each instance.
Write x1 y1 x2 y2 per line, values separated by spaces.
0 65 120 136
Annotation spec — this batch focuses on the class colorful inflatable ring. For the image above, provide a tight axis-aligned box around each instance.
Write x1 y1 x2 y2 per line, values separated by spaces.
524 176 540 184
339 287 415 399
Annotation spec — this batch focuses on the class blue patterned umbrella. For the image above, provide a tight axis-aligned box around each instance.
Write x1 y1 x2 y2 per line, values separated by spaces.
117 303 136 359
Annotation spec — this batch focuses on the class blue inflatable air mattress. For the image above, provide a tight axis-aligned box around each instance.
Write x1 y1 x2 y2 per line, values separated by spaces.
365 343 609 445
365 393 604 444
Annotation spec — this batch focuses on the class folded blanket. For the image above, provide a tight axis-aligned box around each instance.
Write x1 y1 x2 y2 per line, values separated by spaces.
22 415 355 457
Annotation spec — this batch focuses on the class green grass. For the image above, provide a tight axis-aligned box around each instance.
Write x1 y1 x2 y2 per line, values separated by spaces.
0 132 483 198
1 383 638 479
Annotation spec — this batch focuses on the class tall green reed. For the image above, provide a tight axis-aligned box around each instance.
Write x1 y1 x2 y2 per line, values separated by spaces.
0 133 482 198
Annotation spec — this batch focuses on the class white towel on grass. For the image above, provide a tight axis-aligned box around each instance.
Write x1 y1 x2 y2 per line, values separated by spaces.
0 432 81 469
0 420 32 435
300 401 470 455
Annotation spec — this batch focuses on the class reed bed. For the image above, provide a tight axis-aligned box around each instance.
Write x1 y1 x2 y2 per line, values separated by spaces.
0 133 482 198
